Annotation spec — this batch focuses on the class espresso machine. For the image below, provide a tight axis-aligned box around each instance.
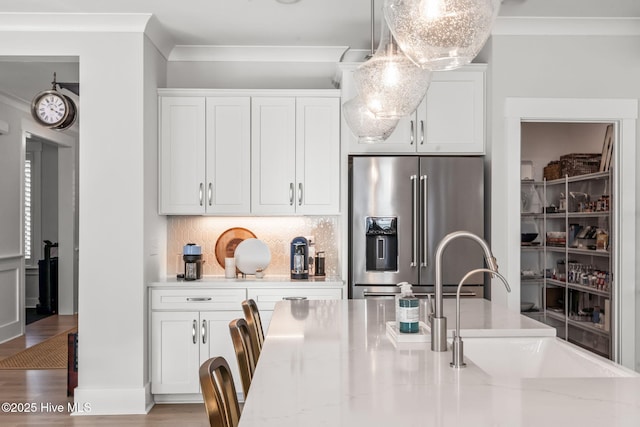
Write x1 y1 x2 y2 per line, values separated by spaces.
290 237 309 280
183 243 203 280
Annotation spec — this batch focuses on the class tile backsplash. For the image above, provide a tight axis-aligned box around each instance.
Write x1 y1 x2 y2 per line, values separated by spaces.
167 216 341 277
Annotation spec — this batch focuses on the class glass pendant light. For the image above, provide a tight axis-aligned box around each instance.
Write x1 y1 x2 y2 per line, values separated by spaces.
343 96 399 143
353 20 432 119
384 0 501 71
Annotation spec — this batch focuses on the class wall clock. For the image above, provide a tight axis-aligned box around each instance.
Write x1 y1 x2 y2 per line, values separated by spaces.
30 73 78 131
31 90 77 130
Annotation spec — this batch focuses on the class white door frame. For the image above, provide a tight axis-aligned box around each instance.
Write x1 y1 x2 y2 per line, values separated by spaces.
494 97 637 369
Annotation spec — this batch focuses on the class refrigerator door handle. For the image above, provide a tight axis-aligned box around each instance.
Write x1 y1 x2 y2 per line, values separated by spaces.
411 174 418 267
421 174 428 267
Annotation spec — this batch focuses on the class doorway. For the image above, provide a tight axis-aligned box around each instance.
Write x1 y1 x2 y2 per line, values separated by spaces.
22 127 78 317
0 56 79 335
498 97 637 370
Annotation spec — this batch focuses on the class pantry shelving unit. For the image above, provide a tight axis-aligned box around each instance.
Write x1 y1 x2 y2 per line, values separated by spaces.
520 171 613 359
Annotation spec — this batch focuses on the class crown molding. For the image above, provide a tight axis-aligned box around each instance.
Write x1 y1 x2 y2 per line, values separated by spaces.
0 12 175 60
144 15 174 60
168 45 349 63
493 17 640 36
0 12 151 33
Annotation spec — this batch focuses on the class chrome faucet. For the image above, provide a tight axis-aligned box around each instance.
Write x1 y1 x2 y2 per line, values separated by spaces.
431 231 499 352
450 268 511 368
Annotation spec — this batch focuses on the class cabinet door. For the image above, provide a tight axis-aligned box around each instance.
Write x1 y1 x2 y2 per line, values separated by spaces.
159 97 206 214
200 311 244 395
375 115 419 152
295 97 341 214
417 69 485 154
151 311 201 394
205 97 251 214
340 65 417 154
251 97 297 214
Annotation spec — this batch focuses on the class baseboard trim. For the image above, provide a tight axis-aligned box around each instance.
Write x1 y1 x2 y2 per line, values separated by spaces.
72 384 152 415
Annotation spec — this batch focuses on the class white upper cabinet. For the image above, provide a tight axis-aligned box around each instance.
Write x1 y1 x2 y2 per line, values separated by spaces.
342 64 486 155
296 97 341 214
205 97 251 214
251 96 340 215
159 96 207 214
417 69 485 153
251 97 297 214
159 89 340 216
159 94 250 215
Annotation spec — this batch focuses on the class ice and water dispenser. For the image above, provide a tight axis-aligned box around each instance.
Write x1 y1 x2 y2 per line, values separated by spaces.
365 217 398 272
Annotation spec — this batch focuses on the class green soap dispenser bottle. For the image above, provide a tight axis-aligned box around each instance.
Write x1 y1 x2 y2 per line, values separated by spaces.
397 282 419 333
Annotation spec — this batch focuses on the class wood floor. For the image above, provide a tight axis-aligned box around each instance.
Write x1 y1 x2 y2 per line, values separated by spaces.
0 315 210 426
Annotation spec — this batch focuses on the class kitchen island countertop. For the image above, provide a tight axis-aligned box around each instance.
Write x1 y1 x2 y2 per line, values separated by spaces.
238 299 640 427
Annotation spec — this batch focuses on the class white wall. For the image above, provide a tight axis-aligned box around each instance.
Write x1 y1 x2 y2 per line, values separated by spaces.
166 61 338 89
488 32 640 370
521 122 608 182
0 15 165 414
143 35 168 395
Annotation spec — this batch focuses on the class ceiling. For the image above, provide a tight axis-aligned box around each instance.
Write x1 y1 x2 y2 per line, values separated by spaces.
0 0 638 53
0 0 638 105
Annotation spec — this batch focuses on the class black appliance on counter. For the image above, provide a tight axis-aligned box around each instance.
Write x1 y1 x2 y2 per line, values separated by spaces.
37 240 58 315
290 236 309 280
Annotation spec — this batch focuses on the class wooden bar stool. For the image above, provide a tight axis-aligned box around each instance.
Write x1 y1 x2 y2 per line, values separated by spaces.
229 318 257 398
199 357 241 427
241 299 264 359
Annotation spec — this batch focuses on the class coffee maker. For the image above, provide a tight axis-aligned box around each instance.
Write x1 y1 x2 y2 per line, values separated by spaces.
183 243 203 280
290 237 309 280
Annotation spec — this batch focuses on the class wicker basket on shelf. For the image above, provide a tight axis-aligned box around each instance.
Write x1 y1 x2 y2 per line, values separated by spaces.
543 161 562 181
560 153 601 177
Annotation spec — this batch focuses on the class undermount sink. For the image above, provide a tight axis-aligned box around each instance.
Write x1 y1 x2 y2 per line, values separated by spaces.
461 337 638 378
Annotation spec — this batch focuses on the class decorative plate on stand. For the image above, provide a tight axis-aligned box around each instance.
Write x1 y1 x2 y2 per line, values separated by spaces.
214 227 256 268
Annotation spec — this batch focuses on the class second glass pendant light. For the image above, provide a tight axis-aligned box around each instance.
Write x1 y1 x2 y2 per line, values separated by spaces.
353 19 432 119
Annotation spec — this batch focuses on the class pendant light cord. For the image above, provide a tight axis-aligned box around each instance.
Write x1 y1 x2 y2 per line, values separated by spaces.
370 0 375 56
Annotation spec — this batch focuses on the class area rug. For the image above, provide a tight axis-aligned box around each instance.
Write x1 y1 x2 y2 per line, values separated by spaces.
0 328 77 370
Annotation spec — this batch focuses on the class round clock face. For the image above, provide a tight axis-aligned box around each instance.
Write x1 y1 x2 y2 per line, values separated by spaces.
31 90 71 128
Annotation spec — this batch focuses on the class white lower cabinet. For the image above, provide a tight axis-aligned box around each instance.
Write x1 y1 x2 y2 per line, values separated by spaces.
150 285 343 401
247 287 343 333
150 288 245 398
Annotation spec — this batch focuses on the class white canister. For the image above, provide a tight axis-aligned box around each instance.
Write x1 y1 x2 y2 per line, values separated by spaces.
225 257 236 278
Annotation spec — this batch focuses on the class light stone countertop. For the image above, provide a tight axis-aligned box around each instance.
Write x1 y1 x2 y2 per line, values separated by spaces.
238 299 640 427
148 275 344 289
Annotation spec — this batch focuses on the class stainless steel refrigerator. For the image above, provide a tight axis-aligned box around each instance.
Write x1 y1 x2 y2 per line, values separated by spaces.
349 156 485 299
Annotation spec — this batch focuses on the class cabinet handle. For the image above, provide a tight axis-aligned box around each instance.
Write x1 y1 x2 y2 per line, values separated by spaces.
420 120 425 145
186 297 212 302
410 120 415 145
298 183 303 206
199 183 204 206
202 320 207 345
192 320 197 344
410 175 418 267
289 183 294 205
421 174 428 267
208 183 212 206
